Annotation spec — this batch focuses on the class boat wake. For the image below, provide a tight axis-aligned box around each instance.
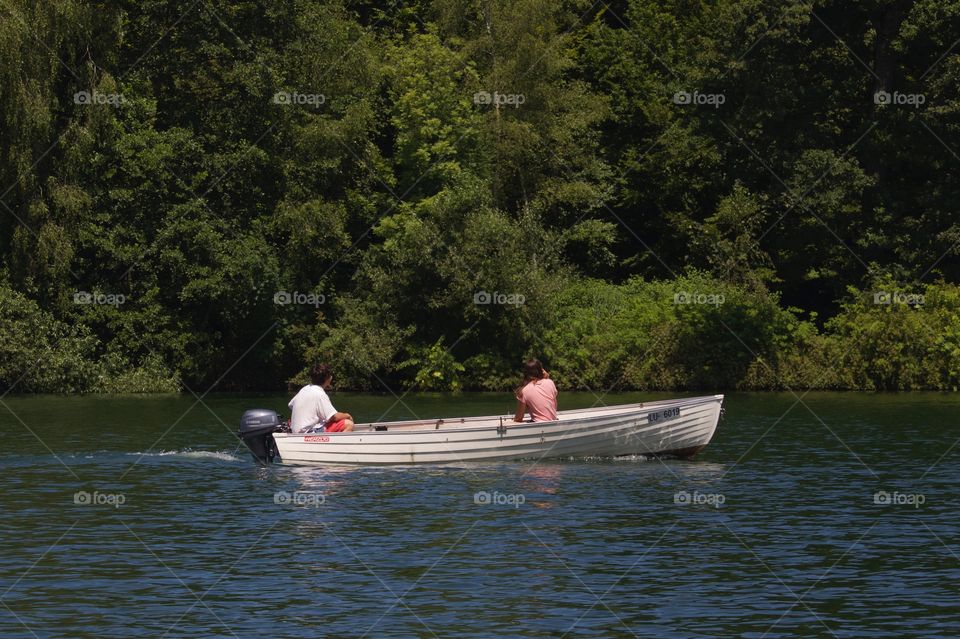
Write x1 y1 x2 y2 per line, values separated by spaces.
574 454 654 462
125 450 243 463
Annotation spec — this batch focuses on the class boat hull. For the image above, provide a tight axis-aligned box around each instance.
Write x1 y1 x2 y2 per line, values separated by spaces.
269 395 723 466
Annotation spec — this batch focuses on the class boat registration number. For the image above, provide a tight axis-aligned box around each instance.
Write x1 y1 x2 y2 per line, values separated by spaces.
304 435 330 443
647 407 680 423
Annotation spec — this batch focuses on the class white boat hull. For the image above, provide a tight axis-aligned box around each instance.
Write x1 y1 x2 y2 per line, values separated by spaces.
269 395 723 466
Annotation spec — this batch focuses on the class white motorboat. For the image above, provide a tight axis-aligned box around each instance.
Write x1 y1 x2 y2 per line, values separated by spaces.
237 395 724 465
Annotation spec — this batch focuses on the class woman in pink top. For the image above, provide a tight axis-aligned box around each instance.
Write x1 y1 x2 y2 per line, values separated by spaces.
513 359 558 422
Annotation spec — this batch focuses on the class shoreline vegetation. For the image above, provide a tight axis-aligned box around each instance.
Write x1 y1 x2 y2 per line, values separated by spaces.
2 2 959 395
3 276 958 394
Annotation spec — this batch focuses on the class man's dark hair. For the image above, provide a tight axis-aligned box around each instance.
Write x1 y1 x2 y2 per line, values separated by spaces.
310 363 333 386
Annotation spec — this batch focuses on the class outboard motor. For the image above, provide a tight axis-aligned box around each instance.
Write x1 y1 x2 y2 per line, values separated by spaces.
237 409 287 464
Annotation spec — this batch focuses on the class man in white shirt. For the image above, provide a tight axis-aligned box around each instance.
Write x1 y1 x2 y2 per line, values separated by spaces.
288 363 355 433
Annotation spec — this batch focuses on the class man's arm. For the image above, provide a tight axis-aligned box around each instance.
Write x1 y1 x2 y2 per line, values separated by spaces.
318 392 351 426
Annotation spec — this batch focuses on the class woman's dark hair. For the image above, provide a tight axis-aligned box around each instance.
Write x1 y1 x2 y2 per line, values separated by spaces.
310 363 333 385
521 358 545 385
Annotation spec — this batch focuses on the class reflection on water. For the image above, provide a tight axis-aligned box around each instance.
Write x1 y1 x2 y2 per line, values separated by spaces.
1 392 959 637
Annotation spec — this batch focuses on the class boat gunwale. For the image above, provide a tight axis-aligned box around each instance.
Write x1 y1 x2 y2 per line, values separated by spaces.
273 394 724 437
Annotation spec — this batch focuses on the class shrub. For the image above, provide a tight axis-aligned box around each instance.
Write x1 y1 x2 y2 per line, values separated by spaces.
822 281 960 390
1 281 180 393
541 272 815 391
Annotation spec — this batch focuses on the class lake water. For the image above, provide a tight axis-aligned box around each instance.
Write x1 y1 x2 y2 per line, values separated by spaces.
1 391 958 638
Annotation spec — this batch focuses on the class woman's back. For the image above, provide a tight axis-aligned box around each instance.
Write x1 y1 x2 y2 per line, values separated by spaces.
519 378 558 421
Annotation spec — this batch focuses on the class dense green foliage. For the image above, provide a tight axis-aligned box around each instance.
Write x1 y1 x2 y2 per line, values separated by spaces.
0 0 958 393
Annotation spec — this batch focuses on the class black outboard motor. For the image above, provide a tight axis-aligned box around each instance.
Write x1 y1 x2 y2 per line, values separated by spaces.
237 409 287 464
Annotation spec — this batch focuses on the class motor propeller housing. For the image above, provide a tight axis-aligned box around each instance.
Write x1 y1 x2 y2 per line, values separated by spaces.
237 409 286 463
